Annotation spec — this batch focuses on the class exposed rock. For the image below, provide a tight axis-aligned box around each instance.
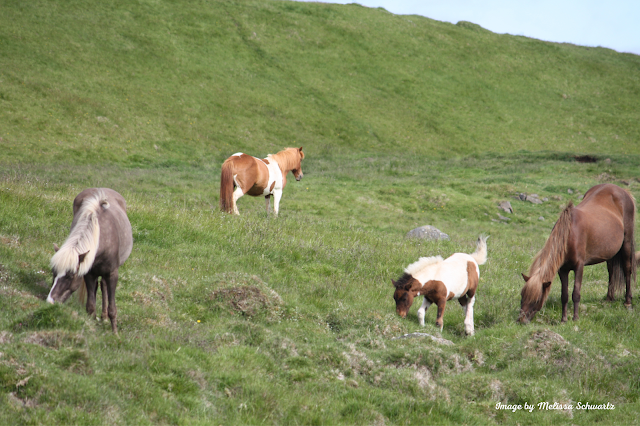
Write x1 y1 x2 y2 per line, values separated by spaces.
391 332 454 346
567 189 574 194
406 226 449 241
538 216 545 221
497 214 510 222
517 193 543 204
498 201 513 213
525 194 543 204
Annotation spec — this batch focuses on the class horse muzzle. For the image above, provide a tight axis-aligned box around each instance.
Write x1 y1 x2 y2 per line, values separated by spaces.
517 311 531 324
295 173 303 181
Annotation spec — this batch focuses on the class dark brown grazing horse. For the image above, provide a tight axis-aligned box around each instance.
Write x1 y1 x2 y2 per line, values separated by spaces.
519 184 636 323
220 147 304 216
48 188 133 333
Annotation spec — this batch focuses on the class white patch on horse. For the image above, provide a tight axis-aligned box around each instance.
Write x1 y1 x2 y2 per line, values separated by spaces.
262 155 284 196
47 273 64 304
232 152 243 157
408 253 479 300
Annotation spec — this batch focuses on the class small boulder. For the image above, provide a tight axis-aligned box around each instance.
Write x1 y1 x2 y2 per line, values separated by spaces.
407 225 450 241
498 201 513 213
526 194 543 204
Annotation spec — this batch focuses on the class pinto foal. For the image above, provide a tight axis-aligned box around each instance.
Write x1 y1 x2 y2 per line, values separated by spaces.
393 236 488 335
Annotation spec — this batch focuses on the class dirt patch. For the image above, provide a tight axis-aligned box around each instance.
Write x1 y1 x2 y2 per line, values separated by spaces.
489 379 505 402
413 366 437 394
0 235 20 248
525 329 570 363
0 331 13 344
22 330 84 349
574 155 598 163
211 286 274 317
597 172 616 182
209 274 282 319
523 329 605 371
342 343 374 377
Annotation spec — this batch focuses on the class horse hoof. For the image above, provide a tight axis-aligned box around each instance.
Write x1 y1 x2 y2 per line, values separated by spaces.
625 303 633 310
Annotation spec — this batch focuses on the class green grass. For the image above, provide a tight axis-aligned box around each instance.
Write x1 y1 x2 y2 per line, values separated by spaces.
1 0 640 424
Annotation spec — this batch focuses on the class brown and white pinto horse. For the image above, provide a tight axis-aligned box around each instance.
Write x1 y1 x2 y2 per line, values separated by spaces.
519 184 636 324
393 236 488 335
220 147 304 216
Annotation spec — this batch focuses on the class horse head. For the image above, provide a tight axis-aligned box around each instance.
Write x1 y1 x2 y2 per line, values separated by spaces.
518 273 552 323
392 275 420 318
292 147 304 181
47 246 88 304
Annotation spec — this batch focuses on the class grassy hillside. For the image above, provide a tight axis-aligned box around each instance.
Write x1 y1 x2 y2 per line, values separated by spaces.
1 0 640 424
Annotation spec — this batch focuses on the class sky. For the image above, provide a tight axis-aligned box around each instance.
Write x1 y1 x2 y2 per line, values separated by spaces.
297 0 640 55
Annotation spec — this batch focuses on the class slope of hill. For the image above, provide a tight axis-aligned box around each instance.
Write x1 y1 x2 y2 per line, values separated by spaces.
1 0 639 168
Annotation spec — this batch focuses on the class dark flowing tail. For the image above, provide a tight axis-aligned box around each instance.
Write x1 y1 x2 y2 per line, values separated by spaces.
220 160 235 214
609 195 636 298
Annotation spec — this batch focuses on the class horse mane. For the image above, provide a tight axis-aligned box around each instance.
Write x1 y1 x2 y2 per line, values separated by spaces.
521 202 574 305
268 147 303 173
405 255 444 277
50 190 108 277
393 272 414 289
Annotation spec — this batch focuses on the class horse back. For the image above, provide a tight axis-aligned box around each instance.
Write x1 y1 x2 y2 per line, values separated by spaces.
75 188 132 271
571 184 634 264
224 154 270 194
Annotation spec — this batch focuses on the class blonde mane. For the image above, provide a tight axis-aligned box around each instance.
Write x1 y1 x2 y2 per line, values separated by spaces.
50 190 108 277
522 203 574 304
405 255 444 277
268 147 303 174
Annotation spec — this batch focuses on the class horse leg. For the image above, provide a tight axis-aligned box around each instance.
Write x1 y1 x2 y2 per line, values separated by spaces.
416 297 431 326
606 260 615 301
435 299 447 331
272 189 283 217
559 268 570 322
572 263 584 321
102 270 119 334
265 195 271 214
462 295 476 335
622 240 634 308
84 274 99 319
232 186 243 215
100 277 108 322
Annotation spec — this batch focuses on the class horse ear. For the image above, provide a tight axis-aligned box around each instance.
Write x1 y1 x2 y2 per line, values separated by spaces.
53 243 60 252
521 273 530 282
391 279 396 287
78 251 89 264
298 147 305 159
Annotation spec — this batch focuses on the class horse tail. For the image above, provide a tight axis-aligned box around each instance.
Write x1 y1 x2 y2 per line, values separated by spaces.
521 203 574 306
470 235 489 265
609 191 636 297
220 160 235 214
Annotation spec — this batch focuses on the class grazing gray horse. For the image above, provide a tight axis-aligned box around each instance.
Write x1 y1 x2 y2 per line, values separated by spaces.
48 188 132 333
